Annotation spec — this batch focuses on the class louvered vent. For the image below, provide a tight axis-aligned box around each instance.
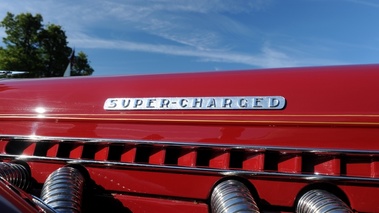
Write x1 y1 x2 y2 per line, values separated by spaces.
1 136 379 181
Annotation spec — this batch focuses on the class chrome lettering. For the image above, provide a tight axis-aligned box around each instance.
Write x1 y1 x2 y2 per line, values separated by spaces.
104 96 286 110
253 98 263 108
147 99 156 108
223 99 232 108
207 99 216 108
108 99 118 108
193 98 203 108
269 97 280 108
122 99 130 108
134 99 143 108
180 99 188 107
161 99 170 108
238 98 248 108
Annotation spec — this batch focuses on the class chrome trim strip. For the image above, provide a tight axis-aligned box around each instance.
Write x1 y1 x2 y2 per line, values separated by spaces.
1 134 379 155
0 154 378 184
2 135 379 184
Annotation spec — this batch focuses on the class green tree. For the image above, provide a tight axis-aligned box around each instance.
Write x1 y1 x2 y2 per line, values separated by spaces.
0 12 94 77
71 51 94 76
39 24 72 77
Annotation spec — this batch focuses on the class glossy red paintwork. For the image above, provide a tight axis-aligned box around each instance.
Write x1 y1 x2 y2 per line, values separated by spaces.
0 178 38 213
1 64 379 212
0 64 378 147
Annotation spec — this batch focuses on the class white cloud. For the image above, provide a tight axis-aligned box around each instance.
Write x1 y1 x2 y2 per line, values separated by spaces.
70 33 304 68
0 0 265 49
0 1 269 52
0 0 345 70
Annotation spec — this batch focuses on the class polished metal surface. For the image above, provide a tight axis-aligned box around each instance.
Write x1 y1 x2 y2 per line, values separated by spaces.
2 134 379 155
211 179 260 213
2 154 379 184
0 162 30 190
41 167 85 213
31 195 57 213
297 189 352 213
2 135 379 184
104 96 286 110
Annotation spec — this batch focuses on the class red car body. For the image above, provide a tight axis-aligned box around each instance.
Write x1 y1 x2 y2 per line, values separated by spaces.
0 64 378 212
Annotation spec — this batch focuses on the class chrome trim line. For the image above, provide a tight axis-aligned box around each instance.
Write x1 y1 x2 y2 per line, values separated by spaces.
0 154 378 184
1 134 379 156
2 135 379 184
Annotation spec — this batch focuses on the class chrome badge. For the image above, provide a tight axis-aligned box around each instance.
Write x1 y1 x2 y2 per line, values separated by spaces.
104 96 286 110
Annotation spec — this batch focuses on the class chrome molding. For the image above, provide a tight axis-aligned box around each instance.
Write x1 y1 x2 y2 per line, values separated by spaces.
1 135 379 185
0 154 378 184
1 134 379 155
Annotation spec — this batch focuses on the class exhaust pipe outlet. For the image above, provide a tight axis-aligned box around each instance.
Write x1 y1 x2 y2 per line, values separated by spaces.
41 166 85 213
0 162 30 190
211 179 260 213
297 189 353 213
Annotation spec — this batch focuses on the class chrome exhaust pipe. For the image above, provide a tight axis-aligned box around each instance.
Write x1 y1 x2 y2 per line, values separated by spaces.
0 162 30 190
297 189 353 213
41 166 85 213
0 162 56 212
211 179 260 213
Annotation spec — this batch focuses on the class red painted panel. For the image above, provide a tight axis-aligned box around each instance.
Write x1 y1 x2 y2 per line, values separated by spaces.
46 143 59 157
149 148 165 165
278 153 302 173
94 145 109 161
209 151 230 169
243 152 264 171
345 157 372 177
88 167 218 200
1 65 379 212
0 179 37 213
23 143 36 155
341 185 379 212
70 144 83 159
0 65 378 117
314 156 341 175
112 194 208 213
121 146 136 163
178 149 197 167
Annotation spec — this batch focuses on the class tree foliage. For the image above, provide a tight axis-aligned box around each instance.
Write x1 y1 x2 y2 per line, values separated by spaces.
71 51 94 76
0 12 94 77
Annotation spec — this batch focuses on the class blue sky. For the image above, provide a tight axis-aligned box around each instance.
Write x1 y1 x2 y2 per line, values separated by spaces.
1 0 379 76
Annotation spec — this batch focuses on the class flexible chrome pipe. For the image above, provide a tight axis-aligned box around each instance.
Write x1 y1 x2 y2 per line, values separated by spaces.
31 195 58 213
0 162 30 190
211 179 260 213
297 189 353 213
41 166 85 213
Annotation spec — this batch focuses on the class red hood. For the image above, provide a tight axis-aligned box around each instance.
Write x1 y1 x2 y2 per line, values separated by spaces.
0 64 378 116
